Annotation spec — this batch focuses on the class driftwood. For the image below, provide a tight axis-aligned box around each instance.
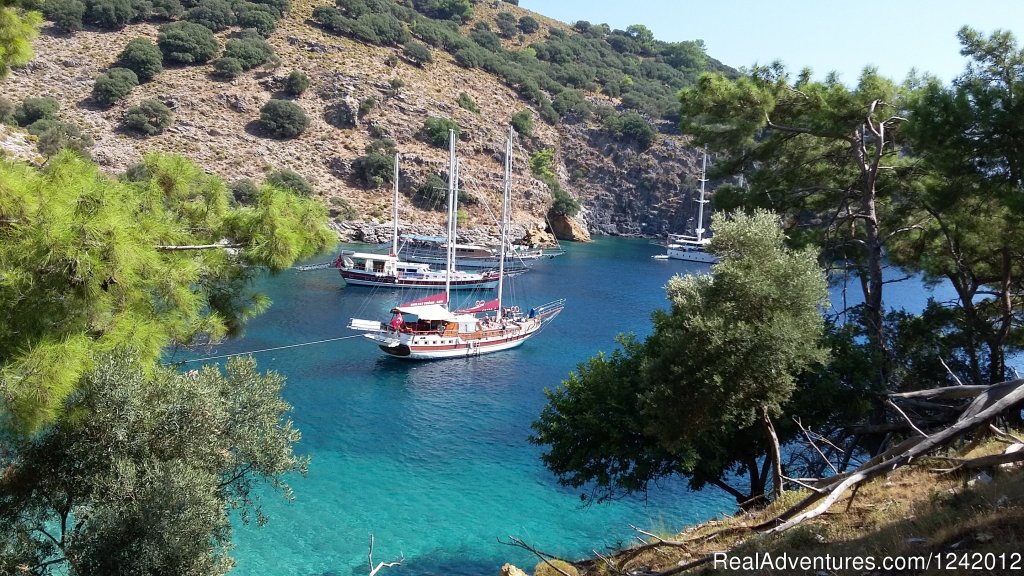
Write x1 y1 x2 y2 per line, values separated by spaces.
367 534 403 576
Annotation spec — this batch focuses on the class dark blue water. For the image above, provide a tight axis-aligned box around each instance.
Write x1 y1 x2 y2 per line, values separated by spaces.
172 238 730 576
174 238 953 576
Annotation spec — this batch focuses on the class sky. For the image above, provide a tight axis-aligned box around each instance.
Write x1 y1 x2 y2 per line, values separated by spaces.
516 0 1024 84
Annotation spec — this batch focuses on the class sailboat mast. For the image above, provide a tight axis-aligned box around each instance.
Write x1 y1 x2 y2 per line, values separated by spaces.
445 130 456 300
695 146 708 242
497 126 513 319
391 152 399 256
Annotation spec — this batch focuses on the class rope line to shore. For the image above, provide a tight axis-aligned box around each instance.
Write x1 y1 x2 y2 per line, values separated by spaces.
173 334 365 364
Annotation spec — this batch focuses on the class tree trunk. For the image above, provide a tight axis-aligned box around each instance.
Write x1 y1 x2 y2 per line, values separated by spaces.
761 406 784 501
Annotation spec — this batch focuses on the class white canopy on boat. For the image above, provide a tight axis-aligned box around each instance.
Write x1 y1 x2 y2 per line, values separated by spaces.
393 303 456 321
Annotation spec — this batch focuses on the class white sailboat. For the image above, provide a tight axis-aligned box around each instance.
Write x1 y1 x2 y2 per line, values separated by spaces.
347 128 565 360
665 147 719 264
334 153 509 290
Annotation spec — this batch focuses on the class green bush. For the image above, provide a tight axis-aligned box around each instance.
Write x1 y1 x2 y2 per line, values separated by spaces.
14 96 60 127
185 0 235 31
26 118 58 136
36 121 93 158
0 97 15 125
470 27 501 51
212 57 243 78
230 178 259 204
249 0 289 15
354 139 396 188
284 70 309 96
124 99 173 135
86 0 136 29
145 0 185 20
116 38 163 82
259 99 309 138
552 89 593 120
495 12 517 39
511 109 533 137
92 68 139 107
421 116 458 148
236 8 276 36
329 196 358 220
224 30 277 70
602 110 656 150
158 21 219 64
412 0 471 22
415 172 446 208
266 169 313 195
517 15 538 34
456 91 478 113
43 0 86 32
402 41 432 66
358 96 376 118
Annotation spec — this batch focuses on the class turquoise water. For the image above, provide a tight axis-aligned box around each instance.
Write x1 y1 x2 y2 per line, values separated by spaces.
175 238 732 576
174 238 953 575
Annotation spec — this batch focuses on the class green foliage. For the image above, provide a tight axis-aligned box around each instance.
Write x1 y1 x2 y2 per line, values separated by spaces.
85 0 136 29
510 109 532 136
42 0 85 31
266 168 313 195
532 210 829 504
184 0 234 31
456 91 478 112
0 151 334 432
354 138 395 188
0 6 41 79
212 55 243 78
236 6 277 36
408 16 465 51
0 353 307 575
495 11 517 39
601 109 655 150
552 88 592 120
470 26 501 51
158 20 219 64
402 40 432 66
116 37 163 82
358 95 376 117
329 195 358 219
138 0 184 19
13 95 58 126
421 116 459 147
517 14 538 34
284 69 309 95
530 148 580 217
414 172 447 208
259 99 308 138
36 120 93 157
0 96 13 124
412 0 471 22
124 98 173 135
91 67 138 107
224 29 277 69
311 6 407 46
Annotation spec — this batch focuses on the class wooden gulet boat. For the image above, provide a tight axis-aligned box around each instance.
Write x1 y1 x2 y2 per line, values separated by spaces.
347 127 565 360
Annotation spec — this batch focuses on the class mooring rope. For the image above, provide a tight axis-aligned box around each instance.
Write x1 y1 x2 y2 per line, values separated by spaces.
173 334 366 364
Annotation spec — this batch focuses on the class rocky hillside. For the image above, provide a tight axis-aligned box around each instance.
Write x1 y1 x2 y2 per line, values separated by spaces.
0 0 727 242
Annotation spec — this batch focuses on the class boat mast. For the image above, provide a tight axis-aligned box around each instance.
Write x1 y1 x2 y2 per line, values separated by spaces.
695 146 708 242
391 152 399 256
445 129 456 300
497 125 513 320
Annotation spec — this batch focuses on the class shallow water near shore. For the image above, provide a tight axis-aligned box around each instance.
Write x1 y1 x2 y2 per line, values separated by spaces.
172 237 951 575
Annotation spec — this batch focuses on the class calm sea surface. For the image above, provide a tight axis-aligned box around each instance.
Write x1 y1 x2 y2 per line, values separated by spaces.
172 237 950 576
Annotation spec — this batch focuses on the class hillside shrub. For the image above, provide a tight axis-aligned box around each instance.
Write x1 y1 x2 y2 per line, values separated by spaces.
421 116 458 148
158 21 219 64
36 121 93 158
224 29 277 69
411 0 471 22
236 8 276 36
354 139 396 188
517 15 538 34
414 173 446 208
266 169 313 195
495 12 517 38
11 95 56 127
116 38 163 82
142 0 185 20
402 41 432 66
329 196 358 220
212 57 243 79
552 89 592 120
230 178 259 204
602 110 656 150
259 99 308 138
456 91 478 112
470 27 501 52
92 68 138 107
26 118 58 136
124 99 173 135
408 18 465 51
185 0 235 31
358 96 376 118
284 70 309 96
0 97 16 125
248 0 289 15
86 0 136 29
43 0 86 32
511 109 533 136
